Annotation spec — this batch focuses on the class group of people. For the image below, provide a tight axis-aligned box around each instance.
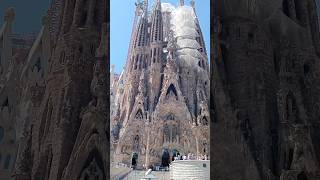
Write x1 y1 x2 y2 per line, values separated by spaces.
173 153 208 161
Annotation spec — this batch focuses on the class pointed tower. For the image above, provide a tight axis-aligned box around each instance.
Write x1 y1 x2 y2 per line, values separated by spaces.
116 0 150 131
0 8 14 77
130 1 148 72
123 0 144 76
148 0 164 111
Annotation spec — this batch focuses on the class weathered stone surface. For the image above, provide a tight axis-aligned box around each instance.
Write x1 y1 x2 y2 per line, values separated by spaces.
1 0 109 180
212 0 320 179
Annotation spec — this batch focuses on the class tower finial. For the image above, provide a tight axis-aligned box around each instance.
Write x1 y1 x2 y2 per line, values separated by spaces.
190 0 195 8
42 15 50 26
4 7 15 22
180 0 184 6
144 0 148 12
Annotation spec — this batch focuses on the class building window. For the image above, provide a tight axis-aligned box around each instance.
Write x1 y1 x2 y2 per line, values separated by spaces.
4 155 10 169
1 98 9 109
133 135 140 152
135 109 143 120
166 114 175 121
90 45 96 55
0 126 4 143
59 51 65 64
304 64 310 75
282 0 290 17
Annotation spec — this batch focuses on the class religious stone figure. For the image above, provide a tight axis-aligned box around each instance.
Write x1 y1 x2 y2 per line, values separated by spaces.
141 144 146 155
172 124 178 143
163 124 170 143
133 135 139 152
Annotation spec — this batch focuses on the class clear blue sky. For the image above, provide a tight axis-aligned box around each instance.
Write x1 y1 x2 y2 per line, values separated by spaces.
111 0 210 73
0 0 50 33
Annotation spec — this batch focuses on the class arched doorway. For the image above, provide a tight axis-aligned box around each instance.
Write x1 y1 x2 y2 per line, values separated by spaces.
161 149 170 167
297 171 308 180
131 153 138 169
172 149 179 161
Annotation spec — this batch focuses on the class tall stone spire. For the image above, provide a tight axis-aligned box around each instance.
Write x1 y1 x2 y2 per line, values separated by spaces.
190 0 195 9
150 0 163 43
127 0 149 72
144 0 148 13
0 8 14 75
148 0 164 111
133 0 148 48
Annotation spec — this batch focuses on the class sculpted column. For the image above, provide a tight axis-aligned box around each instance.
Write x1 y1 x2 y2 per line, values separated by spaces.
145 122 151 169
192 125 200 158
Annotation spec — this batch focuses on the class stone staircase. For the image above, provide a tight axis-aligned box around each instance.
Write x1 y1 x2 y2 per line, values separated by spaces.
121 170 170 180
170 160 210 180
111 163 132 180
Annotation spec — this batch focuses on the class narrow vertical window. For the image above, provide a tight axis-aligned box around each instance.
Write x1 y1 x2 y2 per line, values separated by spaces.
4 154 11 169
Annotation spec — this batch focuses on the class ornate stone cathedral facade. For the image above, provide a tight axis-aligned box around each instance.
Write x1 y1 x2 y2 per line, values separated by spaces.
111 0 210 169
0 0 109 179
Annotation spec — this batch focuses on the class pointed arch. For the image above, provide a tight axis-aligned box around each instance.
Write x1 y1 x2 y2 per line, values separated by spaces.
297 171 308 180
166 114 175 121
202 117 208 126
161 149 170 167
77 148 106 180
135 109 143 120
166 84 178 100
131 152 138 167
33 57 42 72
